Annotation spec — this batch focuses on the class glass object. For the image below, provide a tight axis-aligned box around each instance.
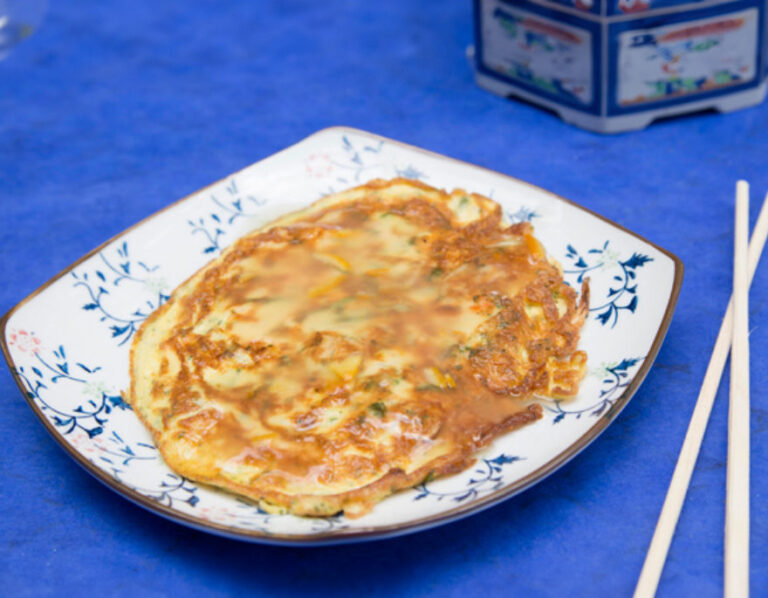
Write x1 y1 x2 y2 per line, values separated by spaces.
0 0 47 60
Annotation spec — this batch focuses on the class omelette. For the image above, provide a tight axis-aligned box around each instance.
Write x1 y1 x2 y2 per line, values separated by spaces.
129 178 589 517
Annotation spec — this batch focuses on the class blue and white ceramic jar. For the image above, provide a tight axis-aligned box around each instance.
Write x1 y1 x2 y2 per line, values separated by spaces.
472 0 767 132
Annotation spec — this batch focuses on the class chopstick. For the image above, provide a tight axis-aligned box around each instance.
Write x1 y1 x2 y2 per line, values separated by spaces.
725 181 750 597
634 183 768 598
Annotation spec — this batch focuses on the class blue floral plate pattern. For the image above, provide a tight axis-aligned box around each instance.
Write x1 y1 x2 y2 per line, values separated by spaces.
1 128 683 545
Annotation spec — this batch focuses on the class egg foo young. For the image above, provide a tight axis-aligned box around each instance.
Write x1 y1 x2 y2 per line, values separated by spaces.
128 178 589 518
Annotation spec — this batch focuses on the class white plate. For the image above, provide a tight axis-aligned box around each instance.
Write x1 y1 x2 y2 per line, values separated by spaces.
1 127 683 544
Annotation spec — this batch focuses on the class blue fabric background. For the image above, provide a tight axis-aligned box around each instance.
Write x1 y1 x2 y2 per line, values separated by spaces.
1 1 767 596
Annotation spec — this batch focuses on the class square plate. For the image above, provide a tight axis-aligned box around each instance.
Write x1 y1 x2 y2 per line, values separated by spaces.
2 127 682 545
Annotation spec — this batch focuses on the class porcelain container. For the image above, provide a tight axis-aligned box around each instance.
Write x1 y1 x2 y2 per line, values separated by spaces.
472 0 768 132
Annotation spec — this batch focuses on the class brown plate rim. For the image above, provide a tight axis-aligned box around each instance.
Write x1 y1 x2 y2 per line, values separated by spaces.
0 126 684 545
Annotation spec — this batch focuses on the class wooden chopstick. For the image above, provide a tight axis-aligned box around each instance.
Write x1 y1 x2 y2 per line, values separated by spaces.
725 181 750 597
634 184 768 598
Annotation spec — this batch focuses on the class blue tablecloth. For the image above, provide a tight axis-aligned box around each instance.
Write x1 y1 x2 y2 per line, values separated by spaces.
1 1 766 595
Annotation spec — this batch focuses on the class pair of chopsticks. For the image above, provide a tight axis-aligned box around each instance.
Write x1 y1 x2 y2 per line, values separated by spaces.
635 182 763 598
